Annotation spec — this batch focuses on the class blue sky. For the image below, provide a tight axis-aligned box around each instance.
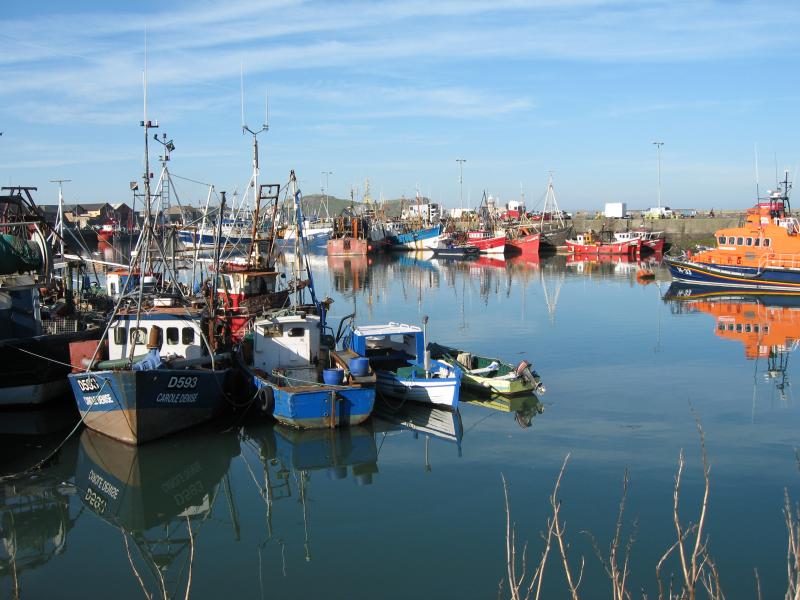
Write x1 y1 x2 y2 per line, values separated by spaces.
1 0 799 211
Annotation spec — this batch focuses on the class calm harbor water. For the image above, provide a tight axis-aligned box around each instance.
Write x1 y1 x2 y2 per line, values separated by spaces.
2 252 799 598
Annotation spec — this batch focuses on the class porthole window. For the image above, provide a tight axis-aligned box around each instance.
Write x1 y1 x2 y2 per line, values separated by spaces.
746 238 753 246
737 237 744 245
166 327 179 345
113 328 126 345
728 236 736 244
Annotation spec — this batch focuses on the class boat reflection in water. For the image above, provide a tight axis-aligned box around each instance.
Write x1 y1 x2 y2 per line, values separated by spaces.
0 424 79 597
241 422 378 568
75 426 240 596
461 389 545 429
664 283 800 402
327 254 370 294
372 399 464 471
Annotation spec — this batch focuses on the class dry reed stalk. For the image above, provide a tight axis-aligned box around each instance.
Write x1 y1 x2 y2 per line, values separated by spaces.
584 469 637 600
184 516 195 600
549 454 583 599
122 530 151 600
502 455 567 600
783 488 800 599
655 413 721 600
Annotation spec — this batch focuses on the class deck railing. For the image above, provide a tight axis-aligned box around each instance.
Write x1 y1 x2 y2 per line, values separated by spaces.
759 253 800 271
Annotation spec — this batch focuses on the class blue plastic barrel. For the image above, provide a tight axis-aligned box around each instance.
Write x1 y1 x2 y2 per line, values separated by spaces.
349 357 370 377
323 368 345 385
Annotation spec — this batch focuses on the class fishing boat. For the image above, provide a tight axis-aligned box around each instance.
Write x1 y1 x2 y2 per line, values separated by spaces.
240 312 376 428
566 231 641 256
386 223 443 251
465 230 507 254
614 228 665 253
427 342 545 396
432 237 479 257
67 114 234 444
238 173 376 429
347 320 462 409
0 186 103 406
506 229 541 255
665 175 800 290
327 210 387 256
97 221 117 242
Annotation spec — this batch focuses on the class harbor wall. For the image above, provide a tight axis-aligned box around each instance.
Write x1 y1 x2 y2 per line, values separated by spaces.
568 215 742 249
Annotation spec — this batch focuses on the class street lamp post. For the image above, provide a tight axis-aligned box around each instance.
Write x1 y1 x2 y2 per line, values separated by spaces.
652 141 664 209
456 158 466 210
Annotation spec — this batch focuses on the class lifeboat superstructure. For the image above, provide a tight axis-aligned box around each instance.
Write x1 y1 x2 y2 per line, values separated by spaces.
666 174 800 290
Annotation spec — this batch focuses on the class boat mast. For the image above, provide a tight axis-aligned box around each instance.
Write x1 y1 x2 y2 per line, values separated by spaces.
242 69 269 266
50 179 70 259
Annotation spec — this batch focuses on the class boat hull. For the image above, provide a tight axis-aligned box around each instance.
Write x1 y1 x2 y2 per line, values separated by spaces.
387 225 443 250
665 257 800 291
0 328 100 407
327 237 370 256
507 233 541 255
375 369 461 409
566 239 639 255
467 234 507 254
252 374 375 428
177 230 252 248
68 368 230 445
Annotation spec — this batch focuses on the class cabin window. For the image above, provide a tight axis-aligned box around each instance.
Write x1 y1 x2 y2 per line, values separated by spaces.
727 236 735 245
727 324 734 331
166 327 180 345
737 237 744 245
745 324 752 332
109 282 117 295
287 327 306 338
746 238 753 246
130 328 148 345
764 325 769 333
717 324 725 331
717 236 725 244
764 239 771 247
182 328 195 345
113 328 126 345
735 324 742 332
755 238 761 246
754 325 760 332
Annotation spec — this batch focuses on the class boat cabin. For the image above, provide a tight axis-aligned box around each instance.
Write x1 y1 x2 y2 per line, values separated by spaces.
216 270 280 307
107 310 206 361
251 313 321 382
105 270 139 299
0 274 41 339
349 323 425 366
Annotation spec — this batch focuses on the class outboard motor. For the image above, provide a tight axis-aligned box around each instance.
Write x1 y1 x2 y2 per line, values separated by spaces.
516 360 546 394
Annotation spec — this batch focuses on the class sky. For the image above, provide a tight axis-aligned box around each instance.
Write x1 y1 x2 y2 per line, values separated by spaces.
1 0 799 211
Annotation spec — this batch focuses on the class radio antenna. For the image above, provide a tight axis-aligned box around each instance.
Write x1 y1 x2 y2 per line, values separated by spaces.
240 63 246 131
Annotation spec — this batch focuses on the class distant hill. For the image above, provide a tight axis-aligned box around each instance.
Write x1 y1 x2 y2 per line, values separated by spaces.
300 194 425 219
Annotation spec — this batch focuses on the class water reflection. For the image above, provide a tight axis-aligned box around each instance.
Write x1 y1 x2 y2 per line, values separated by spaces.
0 433 79 594
75 427 240 596
664 283 800 405
461 390 544 429
240 422 378 575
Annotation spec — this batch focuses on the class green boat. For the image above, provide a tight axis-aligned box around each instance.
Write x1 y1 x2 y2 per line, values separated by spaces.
427 342 545 397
